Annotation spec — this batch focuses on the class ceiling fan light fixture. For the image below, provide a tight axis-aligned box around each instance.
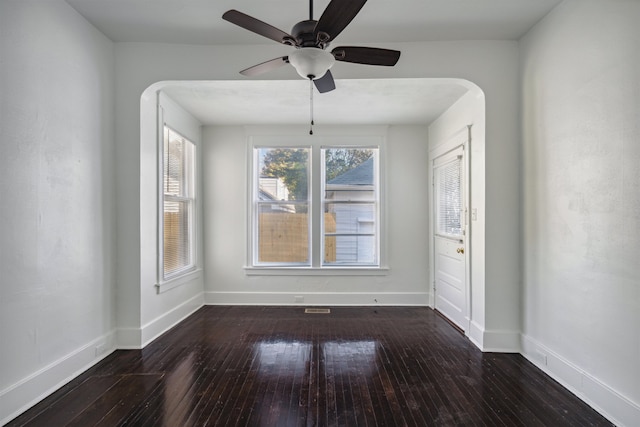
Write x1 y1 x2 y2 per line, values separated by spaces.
289 47 335 80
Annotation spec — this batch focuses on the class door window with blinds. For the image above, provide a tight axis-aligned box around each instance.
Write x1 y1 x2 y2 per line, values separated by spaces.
434 153 463 238
162 126 196 278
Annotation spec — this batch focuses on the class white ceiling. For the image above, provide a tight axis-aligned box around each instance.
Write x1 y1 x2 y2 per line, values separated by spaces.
161 79 471 125
65 0 561 125
66 0 561 45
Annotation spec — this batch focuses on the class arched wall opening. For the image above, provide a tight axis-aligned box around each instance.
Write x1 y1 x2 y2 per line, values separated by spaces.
135 78 491 351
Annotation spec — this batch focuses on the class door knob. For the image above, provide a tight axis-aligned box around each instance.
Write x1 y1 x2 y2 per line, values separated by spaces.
457 248 464 254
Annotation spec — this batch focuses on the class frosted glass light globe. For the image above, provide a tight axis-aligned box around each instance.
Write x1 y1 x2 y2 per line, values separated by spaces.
288 48 335 80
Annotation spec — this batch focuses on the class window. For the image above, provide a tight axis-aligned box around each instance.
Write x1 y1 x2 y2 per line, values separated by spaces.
162 126 196 278
254 147 311 265
434 155 463 238
322 148 378 266
251 143 380 269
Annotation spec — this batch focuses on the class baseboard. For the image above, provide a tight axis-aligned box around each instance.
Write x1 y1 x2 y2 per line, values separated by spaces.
204 291 429 306
465 322 520 353
116 327 143 350
481 329 521 352
140 292 205 347
467 320 485 349
0 330 116 426
521 334 640 427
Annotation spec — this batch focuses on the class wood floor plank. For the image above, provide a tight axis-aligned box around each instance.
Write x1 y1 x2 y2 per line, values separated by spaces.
7 306 614 427
67 374 163 427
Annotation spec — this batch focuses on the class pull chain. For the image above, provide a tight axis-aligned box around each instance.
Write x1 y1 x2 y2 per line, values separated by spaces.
309 78 314 135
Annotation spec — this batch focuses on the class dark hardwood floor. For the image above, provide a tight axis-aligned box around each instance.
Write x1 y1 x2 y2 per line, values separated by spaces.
8 306 612 426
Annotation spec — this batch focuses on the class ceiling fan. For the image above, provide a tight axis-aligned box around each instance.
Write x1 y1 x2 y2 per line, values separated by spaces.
222 0 401 94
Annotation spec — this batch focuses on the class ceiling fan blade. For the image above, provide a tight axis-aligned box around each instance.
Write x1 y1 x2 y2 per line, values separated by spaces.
314 70 336 93
223 10 293 44
332 46 401 66
314 0 367 42
240 56 289 77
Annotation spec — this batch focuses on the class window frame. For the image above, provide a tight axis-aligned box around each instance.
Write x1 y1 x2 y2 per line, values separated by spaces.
433 149 464 240
252 146 312 267
321 146 380 267
160 125 198 281
246 134 387 275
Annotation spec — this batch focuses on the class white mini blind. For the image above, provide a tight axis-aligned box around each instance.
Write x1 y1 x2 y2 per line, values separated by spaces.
436 157 462 237
163 126 195 278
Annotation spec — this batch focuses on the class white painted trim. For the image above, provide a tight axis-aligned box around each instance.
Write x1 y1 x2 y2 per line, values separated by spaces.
140 292 205 347
246 133 388 270
116 327 143 350
204 291 429 306
480 329 521 353
116 292 204 350
156 268 202 293
0 331 117 426
467 320 485 349
157 92 203 290
521 334 640 427
244 267 390 276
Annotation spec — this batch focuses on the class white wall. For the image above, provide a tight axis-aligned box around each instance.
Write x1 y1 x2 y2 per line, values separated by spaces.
520 1 640 425
202 124 430 305
0 1 115 423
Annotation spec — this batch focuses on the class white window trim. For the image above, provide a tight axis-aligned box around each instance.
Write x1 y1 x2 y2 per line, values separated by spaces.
156 268 203 293
244 266 389 276
156 92 201 291
246 133 387 274
321 146 380 267
251 145 312 267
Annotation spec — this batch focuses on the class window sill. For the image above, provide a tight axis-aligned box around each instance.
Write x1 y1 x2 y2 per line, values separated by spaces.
244 266 390 276
156 268 202 294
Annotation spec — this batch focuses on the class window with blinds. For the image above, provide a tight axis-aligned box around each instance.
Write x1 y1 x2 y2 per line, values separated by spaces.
163 126 196 278
435 157 463 237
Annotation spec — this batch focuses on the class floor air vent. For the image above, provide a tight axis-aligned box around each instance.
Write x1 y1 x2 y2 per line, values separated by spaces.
304 308 331 314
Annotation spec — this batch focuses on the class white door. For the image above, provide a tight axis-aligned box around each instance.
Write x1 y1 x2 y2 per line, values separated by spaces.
433 146 467 330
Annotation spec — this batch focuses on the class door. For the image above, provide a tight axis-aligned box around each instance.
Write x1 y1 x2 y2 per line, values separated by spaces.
433 146 467 330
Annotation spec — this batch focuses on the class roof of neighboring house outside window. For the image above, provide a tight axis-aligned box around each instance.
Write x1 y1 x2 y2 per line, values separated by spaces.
327 157 374 186
258 189 277 200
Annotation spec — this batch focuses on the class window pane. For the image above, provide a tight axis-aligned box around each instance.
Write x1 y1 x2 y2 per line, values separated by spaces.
164 200 191 276
324 235 376 265
162 126 195 279
258 204 309 263
324 148 375 199
259 148 309 201
256 147 310 265
436 158 462 236
323 202 376 265
323 147 378 266
164 127 194 197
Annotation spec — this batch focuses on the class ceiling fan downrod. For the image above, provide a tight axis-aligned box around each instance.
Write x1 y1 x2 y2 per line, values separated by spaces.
309 78 314 135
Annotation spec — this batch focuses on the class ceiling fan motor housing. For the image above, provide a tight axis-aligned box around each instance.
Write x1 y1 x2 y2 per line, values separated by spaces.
291 20 323 47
